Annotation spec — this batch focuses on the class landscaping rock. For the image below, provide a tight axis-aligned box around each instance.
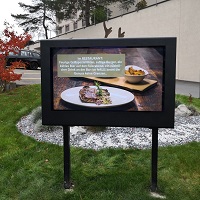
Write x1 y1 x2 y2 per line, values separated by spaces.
175 104 192 117
16 113 200 150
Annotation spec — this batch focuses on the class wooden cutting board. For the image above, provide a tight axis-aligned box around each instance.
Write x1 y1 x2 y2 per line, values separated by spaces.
86 77 157 92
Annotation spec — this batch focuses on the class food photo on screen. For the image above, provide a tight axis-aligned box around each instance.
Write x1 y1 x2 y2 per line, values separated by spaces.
52 47 164 111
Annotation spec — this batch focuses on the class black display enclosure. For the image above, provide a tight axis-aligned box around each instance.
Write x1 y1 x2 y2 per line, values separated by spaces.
41 37 176 128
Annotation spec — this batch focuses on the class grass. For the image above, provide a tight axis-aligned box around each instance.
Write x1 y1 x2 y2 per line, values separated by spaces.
176 94 200 112
0 85 200 200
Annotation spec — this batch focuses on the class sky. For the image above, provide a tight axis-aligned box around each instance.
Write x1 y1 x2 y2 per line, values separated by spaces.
0 0 32 34
0 0 51 40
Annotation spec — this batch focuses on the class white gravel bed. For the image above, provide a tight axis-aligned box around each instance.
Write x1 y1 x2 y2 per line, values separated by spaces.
16 114 200 150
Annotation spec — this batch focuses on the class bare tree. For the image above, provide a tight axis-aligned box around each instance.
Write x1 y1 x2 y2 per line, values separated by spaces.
11 0 56 39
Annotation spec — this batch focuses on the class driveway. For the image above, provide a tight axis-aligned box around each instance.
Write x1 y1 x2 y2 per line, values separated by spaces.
14 68 41 85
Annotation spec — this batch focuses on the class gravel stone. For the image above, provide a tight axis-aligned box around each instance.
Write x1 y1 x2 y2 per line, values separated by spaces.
16 114 200 150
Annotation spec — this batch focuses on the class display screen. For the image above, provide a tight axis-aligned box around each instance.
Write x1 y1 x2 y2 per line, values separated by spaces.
41 38 176 127
52 47 164 112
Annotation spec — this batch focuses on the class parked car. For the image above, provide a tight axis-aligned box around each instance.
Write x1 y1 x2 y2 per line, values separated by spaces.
6 50 41 70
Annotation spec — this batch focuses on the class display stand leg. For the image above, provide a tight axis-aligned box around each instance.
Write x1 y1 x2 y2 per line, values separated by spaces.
151 128 158 192
63 126 72 189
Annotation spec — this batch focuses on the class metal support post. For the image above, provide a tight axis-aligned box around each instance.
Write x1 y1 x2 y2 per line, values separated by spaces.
151 128 158 192
63 126 72 189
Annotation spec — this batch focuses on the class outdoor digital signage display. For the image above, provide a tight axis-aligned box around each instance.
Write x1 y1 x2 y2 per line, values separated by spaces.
41 38 176 128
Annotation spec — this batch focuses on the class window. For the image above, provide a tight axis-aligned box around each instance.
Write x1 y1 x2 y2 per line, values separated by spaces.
58 28 62 34
82 20 86 27
65 25 70 32
8 52 15 55
73 22 78 30
33 52 40 58
56 26 63 35
21 50 30 56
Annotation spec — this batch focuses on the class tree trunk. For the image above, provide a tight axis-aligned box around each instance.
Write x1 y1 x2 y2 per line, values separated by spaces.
43 2 49 39
85 0 90 27
0 79 5 93
0 80 17 92
44 27 48 39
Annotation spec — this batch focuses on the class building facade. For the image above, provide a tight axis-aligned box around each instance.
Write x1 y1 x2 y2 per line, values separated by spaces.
30 0 200 83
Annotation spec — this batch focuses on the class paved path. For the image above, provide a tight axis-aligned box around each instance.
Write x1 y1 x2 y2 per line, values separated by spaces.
176 80 200 98
14 69 41 85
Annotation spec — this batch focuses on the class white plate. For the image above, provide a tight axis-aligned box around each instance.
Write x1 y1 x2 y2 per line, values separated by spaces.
61 86 134 108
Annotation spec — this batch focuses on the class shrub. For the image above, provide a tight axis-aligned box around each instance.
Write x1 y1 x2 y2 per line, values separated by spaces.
31 106 42 123
31 106 61 132
0 22 31 92
175 99 182 108
85 126 107 133
187 105 200 116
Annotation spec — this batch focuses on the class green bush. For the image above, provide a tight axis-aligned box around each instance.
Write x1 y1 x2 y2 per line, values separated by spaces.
31 106 42 123
187 105 200 116
31 106 61 132
175 99 182 108
85 126 107 133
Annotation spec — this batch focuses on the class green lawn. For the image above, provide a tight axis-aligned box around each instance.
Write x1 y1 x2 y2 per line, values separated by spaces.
0 85 200 200
176 94 200 112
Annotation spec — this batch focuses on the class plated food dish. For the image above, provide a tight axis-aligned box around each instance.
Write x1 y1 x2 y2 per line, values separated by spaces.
61 85 134 108
79 85 112 105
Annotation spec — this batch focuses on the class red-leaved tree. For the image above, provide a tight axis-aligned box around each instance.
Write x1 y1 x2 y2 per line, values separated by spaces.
0 22 31 92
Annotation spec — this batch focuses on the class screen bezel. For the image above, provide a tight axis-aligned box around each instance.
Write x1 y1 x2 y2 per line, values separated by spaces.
41 37 176 128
